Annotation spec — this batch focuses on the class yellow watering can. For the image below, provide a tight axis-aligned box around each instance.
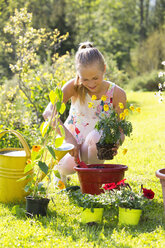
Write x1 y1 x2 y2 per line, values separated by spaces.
0 130 31 203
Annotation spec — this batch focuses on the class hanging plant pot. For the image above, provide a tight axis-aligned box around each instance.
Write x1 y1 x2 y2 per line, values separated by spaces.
96 142 115 160
74 164 128 195
26 196 50 217
118 207 142 225
155 168 165 214
80 207 104 224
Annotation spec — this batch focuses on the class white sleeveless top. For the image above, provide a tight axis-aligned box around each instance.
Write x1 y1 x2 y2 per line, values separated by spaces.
64 82 115 144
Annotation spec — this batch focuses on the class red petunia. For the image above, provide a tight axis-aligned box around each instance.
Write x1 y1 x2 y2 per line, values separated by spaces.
103 183 117 191
142 188 155 199
117 179 126 186
75 127 80 135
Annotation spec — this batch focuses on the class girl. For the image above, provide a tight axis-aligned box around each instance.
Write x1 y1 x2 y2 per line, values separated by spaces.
43 42 126 183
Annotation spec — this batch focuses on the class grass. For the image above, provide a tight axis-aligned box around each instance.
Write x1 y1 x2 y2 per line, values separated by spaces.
0 92 165 247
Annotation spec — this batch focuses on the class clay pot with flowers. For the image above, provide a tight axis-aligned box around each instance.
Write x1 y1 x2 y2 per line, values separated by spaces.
102 179 155 225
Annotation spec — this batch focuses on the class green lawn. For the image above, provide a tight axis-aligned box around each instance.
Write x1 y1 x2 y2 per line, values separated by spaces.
0 92 165 248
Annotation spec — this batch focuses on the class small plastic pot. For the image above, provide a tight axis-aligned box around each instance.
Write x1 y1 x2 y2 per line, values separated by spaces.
26 196 50 217
118 207 142 225
80 207 104 224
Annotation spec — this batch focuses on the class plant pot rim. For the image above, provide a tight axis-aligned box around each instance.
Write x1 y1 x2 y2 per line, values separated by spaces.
26 196 50 202
119 206 142 211
155 168 165 180
80 207 104 210
74 164 128 172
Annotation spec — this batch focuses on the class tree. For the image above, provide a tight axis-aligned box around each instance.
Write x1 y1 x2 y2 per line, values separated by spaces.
3 8 68 124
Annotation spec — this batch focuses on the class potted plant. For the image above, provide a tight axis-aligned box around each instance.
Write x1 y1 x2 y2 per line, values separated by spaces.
19 88 69 217
102 179 155 225
94 103 134 160
65 189 112 224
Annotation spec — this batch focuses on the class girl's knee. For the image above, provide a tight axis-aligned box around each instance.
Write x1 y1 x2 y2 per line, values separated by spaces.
57 153 76 176
85 130 101 145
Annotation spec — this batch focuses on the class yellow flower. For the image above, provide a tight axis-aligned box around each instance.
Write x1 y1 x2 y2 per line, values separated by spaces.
122 148 128 155
58 180 65 190
91 95 97 100
88 102 94 108
101 95 107 101
103 104 109 112
136 107 141 113
129 105 135 111
119 102 124 109
120 112 125 120
124 109 129 116
32 145 41 152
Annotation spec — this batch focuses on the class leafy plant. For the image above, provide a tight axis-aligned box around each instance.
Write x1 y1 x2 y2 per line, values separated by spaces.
19 89 66 199
89 97 137 145
95 107 133 145
102 179 155 210
66 189 111 212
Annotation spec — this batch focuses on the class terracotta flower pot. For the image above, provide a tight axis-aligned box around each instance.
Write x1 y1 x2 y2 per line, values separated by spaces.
74 164 128 195
155 168 165 214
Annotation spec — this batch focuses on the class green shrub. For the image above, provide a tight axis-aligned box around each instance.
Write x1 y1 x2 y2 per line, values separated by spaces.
126 70 164 91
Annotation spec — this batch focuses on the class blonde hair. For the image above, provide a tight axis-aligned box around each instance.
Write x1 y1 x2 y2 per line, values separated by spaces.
74 42 105 103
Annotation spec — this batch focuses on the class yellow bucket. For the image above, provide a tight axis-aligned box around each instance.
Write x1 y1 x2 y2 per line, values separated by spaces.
0 130 31 203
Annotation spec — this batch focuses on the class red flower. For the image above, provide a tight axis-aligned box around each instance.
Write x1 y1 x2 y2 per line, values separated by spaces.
103 183 117 191
75 127 80 135
142 188 155 199
117 179 126 186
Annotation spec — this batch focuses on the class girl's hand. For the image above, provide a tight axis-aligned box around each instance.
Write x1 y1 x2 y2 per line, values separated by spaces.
69 143 80 163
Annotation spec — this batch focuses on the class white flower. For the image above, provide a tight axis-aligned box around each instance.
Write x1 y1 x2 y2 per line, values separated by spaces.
158 72 164 78
158 83 162 89
161 61 165 66
159 97 164 103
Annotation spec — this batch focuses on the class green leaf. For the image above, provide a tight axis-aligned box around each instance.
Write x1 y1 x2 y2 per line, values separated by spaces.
24 185 31 192
38 182 44 190
11 205 25 217
59 102 66 114
24 162 34 173
38 161 48 175
59 125 65 137
47 146 56 159
54 170 61 179
17 174 31 182
55 88 63 102
40 121 50 137
56 101 61 112
55 137 64 148
49 90 57 104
